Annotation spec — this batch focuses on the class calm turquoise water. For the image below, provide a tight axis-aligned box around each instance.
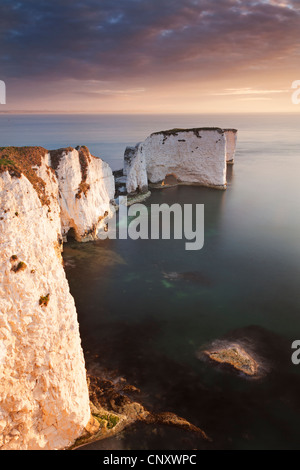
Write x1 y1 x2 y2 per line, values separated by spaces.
1 113 300 449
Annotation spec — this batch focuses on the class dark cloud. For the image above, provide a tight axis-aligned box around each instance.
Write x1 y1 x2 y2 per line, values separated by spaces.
0 0 299 84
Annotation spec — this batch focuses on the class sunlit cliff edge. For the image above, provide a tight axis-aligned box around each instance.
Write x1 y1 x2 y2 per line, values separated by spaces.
0 146 115 449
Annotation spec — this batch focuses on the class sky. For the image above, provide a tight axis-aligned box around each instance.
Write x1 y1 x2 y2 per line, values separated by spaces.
0 0 300 113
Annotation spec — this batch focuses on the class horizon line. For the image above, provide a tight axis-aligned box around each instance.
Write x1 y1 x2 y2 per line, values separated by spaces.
0 110 299 115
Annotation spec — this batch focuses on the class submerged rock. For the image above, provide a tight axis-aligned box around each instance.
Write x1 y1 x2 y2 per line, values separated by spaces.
202 344 258 377
125 191 152 206
163 271 212 286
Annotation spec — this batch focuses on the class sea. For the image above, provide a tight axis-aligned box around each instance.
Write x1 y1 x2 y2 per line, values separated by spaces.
1 112 300 450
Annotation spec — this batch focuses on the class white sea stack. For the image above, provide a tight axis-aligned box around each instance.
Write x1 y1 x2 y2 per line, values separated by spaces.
124 143 148 194
124 127 238 193
224 129 238 164
0 145 114 449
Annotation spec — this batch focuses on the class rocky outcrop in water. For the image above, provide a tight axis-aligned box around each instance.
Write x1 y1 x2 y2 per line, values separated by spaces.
198 326 274 380
124 143 148 195
71 372 210 449
123 127 238 194
0 146 115 449
224 129 238 164
202 343 259 377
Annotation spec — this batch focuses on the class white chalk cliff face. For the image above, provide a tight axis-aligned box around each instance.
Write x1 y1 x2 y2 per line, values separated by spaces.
50 146 115 241
0 146 115 449
224 129 238 164
124 143 148 194
124 128 238 193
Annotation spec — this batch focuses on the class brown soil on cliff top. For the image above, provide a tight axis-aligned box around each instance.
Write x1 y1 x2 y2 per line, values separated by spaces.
49 147 74 171
76 146 91 199
0 146 52 205
0 145 99 205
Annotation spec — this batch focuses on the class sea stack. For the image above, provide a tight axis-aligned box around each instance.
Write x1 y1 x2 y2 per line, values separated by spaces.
124 143 148 195
224 129 238 164
0 146 114 449
123 127 237 194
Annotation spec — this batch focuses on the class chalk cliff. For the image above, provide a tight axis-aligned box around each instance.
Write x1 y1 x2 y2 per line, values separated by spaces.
224 129 238 164
124 127 237 193
50 146 115 241
0 146 114 449
124 143 148 195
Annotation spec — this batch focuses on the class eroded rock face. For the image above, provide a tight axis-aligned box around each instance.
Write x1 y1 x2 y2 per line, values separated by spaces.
124 143 148 195
0 145 115 449
224 129 238 164
123 127 238 193
0 177 90 449
144 128 227 188
49 146 115 242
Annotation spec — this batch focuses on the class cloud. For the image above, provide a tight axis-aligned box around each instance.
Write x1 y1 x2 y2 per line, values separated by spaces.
238 97 273 101
88 88 145 95
0 0 299 85
74 87 146 97
1 0 299 112
211 88 290 96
